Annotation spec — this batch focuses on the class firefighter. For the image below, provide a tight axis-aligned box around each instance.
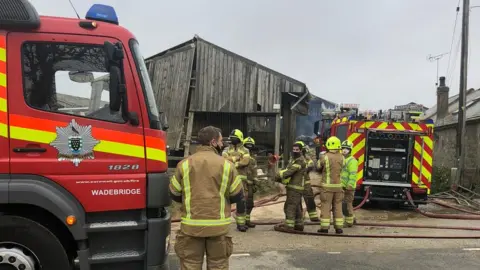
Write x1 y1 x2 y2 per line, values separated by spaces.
169 126 245 269
316 136 345 234
294 140 320 222
341 140 359 227
275 142 307 231
243 136 258 228
222 129 251 232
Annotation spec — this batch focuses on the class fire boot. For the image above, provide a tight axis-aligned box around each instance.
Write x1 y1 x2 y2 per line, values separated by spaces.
335 228 343 234
246 221 256 228
294 225 304 232
277 224 294 230
317 229 329 233
310 217 320 222
237 225 248 232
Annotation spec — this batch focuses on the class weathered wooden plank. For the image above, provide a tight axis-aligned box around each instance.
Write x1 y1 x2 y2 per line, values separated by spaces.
147 44 195 148
155 37 307 114
184 112 195 157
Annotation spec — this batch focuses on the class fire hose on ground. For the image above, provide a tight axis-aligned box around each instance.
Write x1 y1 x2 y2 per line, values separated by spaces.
171 185 480 239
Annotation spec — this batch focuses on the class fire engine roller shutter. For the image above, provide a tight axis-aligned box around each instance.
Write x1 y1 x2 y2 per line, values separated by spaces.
347 121 433 194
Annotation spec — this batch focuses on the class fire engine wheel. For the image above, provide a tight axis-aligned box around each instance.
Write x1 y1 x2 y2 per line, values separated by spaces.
0 215 71 270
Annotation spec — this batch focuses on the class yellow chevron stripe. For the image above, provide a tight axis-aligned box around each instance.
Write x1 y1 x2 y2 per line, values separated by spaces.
377 122 388 129
0 48 5 62
0 123 7 138
9 125 153 160
423 136 434 150
0 97 6 112
412 156 432 185
393 122 405 130
412 168 419 185
414 142 433 167
0 73 6 88
348 133 360 142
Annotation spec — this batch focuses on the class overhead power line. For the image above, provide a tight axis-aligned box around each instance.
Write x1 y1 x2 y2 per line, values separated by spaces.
446 1 462 80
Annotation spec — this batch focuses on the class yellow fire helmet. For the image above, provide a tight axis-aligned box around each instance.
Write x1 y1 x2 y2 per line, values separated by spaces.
325 136 342 150
230 129 244 141
341 140 354 150
243 137 255 148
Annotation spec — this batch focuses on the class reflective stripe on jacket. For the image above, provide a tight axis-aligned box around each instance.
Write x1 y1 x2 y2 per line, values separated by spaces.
304 158 314 185
222 144 250 176
169 146 244 237
277 156 306 191
317 152 344 192
341 156 358 190
246 155 258 185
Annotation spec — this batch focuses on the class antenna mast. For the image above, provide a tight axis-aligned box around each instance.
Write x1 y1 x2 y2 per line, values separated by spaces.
68 0 81 19
427 52 449 86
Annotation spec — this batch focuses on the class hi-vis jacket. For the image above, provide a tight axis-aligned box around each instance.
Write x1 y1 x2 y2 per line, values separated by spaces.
246 154 258 185
305 157 315 185
276 156 307 191
317 152 344 192
289 155 314 186
169 146 244 237
341 155 358 190
222 144 250 177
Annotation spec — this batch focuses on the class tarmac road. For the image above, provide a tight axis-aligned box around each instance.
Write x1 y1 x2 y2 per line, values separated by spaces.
168 247 480 269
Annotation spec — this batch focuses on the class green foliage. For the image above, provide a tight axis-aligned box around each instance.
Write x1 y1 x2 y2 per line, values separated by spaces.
254 178 282 198
431 166 451 194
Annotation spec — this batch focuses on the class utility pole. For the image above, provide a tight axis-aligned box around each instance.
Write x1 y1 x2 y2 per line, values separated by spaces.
457 0 469 185
427 53 449 86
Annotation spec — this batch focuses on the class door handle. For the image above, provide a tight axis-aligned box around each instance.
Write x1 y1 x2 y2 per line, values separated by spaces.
13 147 47 153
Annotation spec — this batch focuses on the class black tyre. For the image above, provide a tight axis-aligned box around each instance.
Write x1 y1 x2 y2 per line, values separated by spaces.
0 215 71 270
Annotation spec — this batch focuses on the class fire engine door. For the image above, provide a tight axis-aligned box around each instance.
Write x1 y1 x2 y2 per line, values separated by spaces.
0 33 8 175
7 32 147 212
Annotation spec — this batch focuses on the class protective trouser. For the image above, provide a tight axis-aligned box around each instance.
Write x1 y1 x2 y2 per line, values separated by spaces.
303 183 319 220
174 230 233 270
344 189 355 226
235 180 248 226
245 184 255 222
319 190 344 230
284 189 304 228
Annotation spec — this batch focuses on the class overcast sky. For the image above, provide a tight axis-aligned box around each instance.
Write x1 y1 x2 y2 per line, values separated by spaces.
30 0 479 110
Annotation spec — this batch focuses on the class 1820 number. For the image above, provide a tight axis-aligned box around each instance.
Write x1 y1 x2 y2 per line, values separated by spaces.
108 164 140 171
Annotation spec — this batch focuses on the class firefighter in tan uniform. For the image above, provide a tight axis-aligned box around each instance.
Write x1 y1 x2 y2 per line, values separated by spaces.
275 142 307 231
169 126 245 269
316 136 345 234
222 129 251 232
297 141 320 222
341 140 359 227
243 137 258 228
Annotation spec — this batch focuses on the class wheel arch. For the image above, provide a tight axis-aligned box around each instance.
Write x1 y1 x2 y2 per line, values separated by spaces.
7 175 87 240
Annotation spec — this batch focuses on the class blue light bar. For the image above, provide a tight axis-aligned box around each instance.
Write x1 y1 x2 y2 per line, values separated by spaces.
85 4 118 25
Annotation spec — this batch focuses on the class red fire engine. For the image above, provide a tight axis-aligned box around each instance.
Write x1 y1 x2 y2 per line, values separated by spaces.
315 103 434 206
0 1 170 269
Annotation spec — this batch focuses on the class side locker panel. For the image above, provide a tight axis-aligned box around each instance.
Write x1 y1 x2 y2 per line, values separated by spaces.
0 33 9 176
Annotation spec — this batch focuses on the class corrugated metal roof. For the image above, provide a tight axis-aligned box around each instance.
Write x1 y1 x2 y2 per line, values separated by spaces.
422 88 480 126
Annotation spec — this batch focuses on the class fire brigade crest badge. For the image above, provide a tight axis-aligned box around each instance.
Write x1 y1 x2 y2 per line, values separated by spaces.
50 119 100 167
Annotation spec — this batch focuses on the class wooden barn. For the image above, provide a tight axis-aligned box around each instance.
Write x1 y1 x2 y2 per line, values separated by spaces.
145 35 310 164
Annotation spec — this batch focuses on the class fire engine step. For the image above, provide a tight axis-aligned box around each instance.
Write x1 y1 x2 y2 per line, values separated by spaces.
74 250 145 266
86 220 147 233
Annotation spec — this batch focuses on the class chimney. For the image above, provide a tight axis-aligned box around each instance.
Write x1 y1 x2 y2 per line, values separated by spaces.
436 76 449 123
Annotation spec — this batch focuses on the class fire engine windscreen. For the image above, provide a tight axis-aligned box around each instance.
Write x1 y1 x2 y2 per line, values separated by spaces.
129 39 162 129
365 132 411 183
22 42 124 123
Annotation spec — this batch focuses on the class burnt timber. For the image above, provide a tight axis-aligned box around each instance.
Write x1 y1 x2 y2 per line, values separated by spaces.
146 35 310 165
